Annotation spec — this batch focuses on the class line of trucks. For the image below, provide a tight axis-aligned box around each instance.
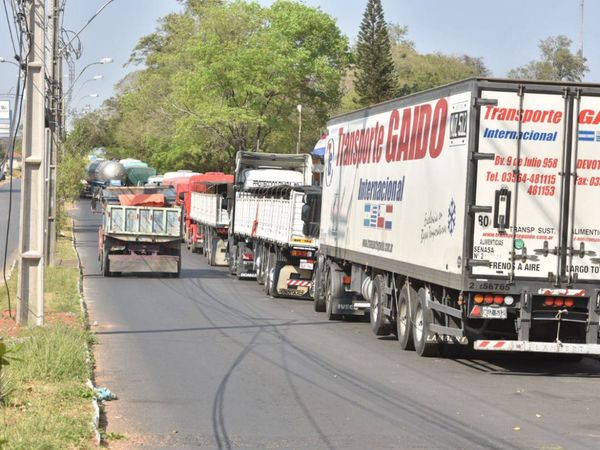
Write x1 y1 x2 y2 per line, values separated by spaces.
93 78 600 358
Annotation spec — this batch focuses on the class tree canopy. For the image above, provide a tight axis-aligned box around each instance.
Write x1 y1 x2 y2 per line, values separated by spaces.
508 35 588 82
69 0 349 172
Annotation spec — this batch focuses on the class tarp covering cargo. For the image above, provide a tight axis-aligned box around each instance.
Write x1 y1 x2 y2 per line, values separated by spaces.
118 194 165 207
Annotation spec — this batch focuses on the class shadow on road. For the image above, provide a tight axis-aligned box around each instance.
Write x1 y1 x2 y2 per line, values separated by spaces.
448 347 600 377
95 320 344 336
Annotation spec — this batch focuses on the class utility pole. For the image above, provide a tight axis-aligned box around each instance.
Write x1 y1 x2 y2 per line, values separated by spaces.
46 0 61 265
579 0 584 57
17 0 46 326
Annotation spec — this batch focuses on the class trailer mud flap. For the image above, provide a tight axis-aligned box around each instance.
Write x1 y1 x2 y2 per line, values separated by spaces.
474 339 600 355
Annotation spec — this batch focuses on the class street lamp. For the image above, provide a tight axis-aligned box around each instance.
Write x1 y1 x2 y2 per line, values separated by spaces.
72 75 103 100
63 57 112 102
0 57 20 68
72 93 99 111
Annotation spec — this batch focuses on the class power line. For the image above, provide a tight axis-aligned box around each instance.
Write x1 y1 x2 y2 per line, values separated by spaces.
2 5 28 320
2 0 17 56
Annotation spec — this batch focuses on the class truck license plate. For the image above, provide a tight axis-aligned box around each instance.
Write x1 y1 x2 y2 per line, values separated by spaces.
481 306 507 319
299 260 314 270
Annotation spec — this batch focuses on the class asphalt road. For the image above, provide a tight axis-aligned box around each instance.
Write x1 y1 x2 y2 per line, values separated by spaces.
0 179 21 271
73 201 600 450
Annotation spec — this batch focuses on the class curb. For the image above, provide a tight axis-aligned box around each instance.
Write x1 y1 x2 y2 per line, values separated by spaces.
71 216 101 446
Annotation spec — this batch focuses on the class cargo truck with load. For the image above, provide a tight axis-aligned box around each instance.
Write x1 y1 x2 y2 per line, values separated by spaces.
313 78 600 357
229 151 320 298
188 172 233 265
98 186 183 277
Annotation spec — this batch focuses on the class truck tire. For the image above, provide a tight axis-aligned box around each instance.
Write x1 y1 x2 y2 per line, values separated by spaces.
102 241 111 277
370 274 391 336
268 261 283 298
325 263 343 321
397 285 415 350
228 244 237 275
256 246 266 285
312 261 326 312
207 237 216 266
173 248 182 278
412 288 439 357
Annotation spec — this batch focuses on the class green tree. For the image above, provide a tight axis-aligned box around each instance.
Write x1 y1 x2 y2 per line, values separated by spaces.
508 35 588 81
102 0 348 171
354 0 396 106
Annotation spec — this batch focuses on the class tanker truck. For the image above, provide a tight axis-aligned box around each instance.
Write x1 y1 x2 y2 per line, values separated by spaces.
81 159 127 197
313 77 600 358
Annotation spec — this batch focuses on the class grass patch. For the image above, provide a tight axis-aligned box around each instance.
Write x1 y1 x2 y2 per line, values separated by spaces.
0 219 95 449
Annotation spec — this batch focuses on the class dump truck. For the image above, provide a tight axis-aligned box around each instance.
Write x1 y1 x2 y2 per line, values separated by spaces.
228 151 320 298
187 172 234 265
98 186 183 277
313 77 600 357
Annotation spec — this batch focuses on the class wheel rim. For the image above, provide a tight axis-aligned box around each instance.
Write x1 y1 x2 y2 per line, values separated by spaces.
398 299 408 337
414 304 424 344
371 290 379 322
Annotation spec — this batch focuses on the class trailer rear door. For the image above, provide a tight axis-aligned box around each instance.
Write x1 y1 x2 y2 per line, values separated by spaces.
471 88 567 281
566 91 600 281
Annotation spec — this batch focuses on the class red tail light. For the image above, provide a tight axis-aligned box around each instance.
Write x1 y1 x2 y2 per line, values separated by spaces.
544 297 554 307
342 275 352 285
554 298 564 307
484 294 494 305
291 250 309 257
565 298 575 308
242 252 254 261
493 295 504 305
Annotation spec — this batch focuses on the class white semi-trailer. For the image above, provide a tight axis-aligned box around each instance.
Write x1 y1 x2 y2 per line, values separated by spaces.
314 78 600 357
228 151 320 298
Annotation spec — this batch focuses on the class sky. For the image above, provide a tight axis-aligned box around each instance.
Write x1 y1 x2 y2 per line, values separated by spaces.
0 0 597 116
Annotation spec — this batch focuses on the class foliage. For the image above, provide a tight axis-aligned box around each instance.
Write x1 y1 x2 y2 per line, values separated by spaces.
354 0 396 106
88 0 349 172
508 35 588 81
340 23 489 113
0 228 94 449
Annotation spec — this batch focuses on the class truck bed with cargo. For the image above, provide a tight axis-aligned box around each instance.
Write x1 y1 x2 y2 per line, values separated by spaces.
229 151 320 298
188 173 233 265
314 77 600 356
98 186 183 277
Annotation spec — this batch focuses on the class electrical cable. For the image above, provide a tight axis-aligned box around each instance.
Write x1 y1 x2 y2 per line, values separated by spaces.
2 5 29 320
2 0 18 56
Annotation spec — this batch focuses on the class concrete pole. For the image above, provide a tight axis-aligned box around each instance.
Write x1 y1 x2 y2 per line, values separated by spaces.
46 0 61 265
17 0 46 326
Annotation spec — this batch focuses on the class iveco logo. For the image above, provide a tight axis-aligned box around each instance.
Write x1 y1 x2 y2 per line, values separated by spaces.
325 138 335 187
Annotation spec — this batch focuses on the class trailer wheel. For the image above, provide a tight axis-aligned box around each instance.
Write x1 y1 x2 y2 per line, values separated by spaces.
102 242 111 277
268 261 283 298
228 244 237 275
370 275 391 336
263 250 272 294
397 286 415 350
325 263 343 320
312 261 326 312
256 246 266 285
412 288 439 357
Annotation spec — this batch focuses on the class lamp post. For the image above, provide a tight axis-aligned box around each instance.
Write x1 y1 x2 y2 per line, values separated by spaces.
296 104 302 155
63 57 112 107
72 93 99 111
0 57 21 68
72 75 103 100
